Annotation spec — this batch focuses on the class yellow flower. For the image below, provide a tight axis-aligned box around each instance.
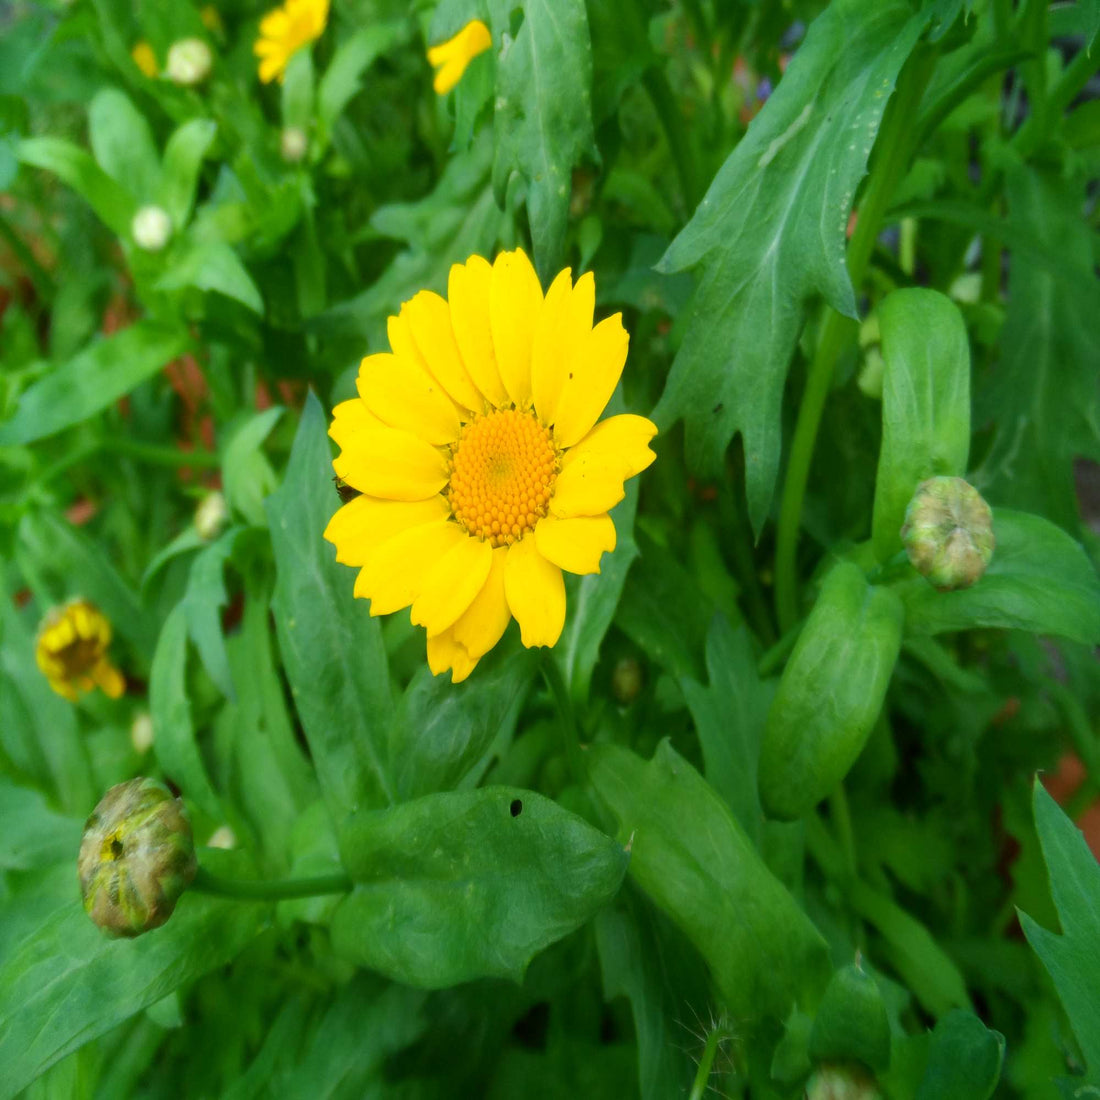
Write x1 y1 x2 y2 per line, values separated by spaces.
131 41 158 78
427 19 492 95
254 0 329 85
35 598 126 702
325 248 657 683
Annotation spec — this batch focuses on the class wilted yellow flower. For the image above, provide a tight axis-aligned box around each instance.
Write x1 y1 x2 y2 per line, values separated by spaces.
254 0 329 84
325 248 657 683
131 41 158 78
427 19 492 95
35 598 126 701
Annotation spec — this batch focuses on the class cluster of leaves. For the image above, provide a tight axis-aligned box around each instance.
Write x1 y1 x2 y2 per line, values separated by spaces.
2 0 1100 1097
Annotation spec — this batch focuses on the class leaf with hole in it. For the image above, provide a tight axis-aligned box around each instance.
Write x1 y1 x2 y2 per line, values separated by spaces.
331 787 627 988
654 0 928 533
1020 780 1100 1084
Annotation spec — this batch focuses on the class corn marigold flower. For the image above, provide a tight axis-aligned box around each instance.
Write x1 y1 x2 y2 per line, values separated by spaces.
325 248 657 683
254 0 329 84
35 598 126 702
131 40 158 78
427 19 492 95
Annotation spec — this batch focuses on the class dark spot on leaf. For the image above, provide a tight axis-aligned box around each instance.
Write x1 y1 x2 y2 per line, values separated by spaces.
712 403 724 414
510 798 523 817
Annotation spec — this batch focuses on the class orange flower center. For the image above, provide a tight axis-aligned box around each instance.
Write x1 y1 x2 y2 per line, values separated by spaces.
448 408 558 548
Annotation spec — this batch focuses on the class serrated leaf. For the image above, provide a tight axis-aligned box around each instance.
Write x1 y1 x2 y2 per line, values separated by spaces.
489 0 596 280
654 0 927 531
897 509 1100 645
331 787 627 988
1020 781 1100 1082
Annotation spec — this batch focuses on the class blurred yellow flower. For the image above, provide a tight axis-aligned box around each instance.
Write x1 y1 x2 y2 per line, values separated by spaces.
200 4 224 37
427 19 492 95
254 0 329 84
131 41 158 78
325 248 657 683
36 598 126 702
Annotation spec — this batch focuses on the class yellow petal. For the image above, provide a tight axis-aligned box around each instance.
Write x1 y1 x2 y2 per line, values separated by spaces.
448 257 509 408
324 494 450 566
531 270 594 428
333 424 448 501
356 352 461 445
259 54 286 82
550 452 630 518
330 398 387 453
452 544 511 660
404 290 483 412
534 514 616 576
490 248 543 407
552 313 630 448
95 661 126 699
426 628 479 682
427 19 492 95
259 10 289 36
561 413 657 478
354 520 466 615
504 536 565 648
411 534 493 636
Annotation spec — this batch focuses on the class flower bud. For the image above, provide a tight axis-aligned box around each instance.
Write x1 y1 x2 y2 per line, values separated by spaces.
901 476 994 591
78 778 197 937
207 824 237 849
131 205 172 252
280 126 309 164
805 1064 880 1100
194 490 228 540
36 597 125 701
130 711 154 754
611 656 643 705
166 37 212 86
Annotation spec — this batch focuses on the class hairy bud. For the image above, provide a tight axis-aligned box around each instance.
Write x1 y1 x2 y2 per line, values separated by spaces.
901 476 994 591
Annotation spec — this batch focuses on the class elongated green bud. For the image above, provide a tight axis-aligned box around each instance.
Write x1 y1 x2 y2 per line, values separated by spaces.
901 477 994 591
78 778 197 937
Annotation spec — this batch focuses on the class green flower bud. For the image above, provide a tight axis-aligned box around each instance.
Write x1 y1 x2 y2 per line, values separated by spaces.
166 37 212 85
194 490 228 540
805 1064 880 1100
280 126 309 164
901 476 994 591
611 656 643 704
78 778 197 937
131 204 172 252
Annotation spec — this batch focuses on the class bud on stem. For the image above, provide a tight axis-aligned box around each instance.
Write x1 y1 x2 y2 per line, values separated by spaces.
901 476 994 591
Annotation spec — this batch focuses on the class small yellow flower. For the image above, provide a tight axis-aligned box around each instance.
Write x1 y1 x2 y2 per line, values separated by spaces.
35 598 126 702
131 41 158 79
427 19 492 95
254 0 329 84
325 248 657 683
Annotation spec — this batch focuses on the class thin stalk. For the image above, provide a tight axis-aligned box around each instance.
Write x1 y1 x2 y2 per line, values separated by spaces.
756 621 801 677
829 782 857 879
541 654 585 786
102 438 220 468
191 866 352 901
642 67 702 213
773 49 936 632
688 1023 726 1100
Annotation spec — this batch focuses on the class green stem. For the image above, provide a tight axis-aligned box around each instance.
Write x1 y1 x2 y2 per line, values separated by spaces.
829 782 857 878
541 654 585 786
773 49 936 632
642 67 702 212
688 1024 724 1100
191 866 352 901
756 620 801 677
102 438 220 469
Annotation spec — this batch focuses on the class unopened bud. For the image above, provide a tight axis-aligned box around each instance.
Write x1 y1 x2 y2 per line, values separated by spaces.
78 778 197 937
130 711 154 754
280 126 308 163
166 38 212 86
806 1064 880 1100
901 476 994 591
131 205 172 252
611 656 643 704
194 490 228 540
207 825 237 849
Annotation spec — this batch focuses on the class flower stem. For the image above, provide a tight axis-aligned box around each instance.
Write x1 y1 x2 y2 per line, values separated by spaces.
191 866 353 901
541 653 585 786
688 1020 728 1100
773 48 936 633
101 438 221 469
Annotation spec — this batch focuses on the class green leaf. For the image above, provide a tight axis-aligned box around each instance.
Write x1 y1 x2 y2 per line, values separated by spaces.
587 740 830 1019
280 48 314 132
653 0 927 531
0 321 190 446
331 787 627 988
156 240 264 314
896 509 1100 645
975 165 1100 530
872 288 971 560
266 394 395 825
557 478 639 704
182 529 238 701
489 0 596 280
87 87 160 203
149 603 222 819
157 118 217 230
914 1009 1005 1100
681 615 772 839
0 777 81 871
0 856 264 1100
17 136 135 235
390 650 535 801
221 407 283 527
1020 780 1100 1082
317 23 406 148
